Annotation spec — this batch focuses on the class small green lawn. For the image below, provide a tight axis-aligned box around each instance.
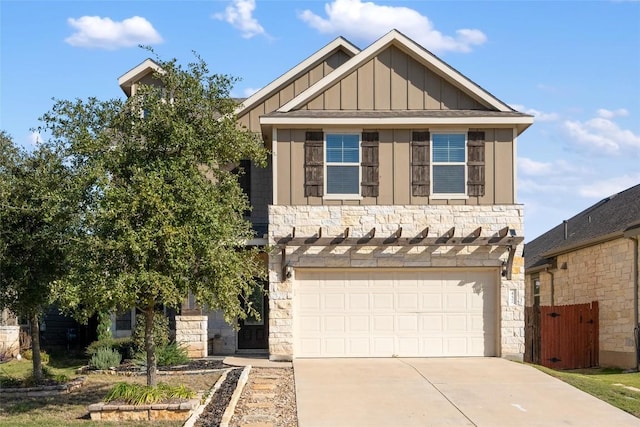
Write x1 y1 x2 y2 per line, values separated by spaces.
0 357 221 427
534 365 640 417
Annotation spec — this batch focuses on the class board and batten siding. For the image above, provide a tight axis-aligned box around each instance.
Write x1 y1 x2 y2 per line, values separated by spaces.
275 128 515 206
301 45 487 111
237 49 353 132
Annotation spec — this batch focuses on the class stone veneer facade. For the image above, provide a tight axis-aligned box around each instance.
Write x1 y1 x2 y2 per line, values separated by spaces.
175 315 208 358
526 238 639 368
268 204 525 361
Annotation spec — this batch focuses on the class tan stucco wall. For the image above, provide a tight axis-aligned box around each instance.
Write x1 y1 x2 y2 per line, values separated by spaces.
526 238 638 368
268 204 525 361
275 127 515 206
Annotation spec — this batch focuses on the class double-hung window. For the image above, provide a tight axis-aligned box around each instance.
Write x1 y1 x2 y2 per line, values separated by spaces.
432 133 466 196
325 133 360 197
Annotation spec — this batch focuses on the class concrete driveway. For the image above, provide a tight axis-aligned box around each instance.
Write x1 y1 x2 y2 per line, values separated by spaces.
294 358 640 427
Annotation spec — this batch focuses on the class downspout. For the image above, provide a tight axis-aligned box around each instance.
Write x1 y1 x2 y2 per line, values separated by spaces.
547 268 555 307
631 237 639 370
625 224 640 371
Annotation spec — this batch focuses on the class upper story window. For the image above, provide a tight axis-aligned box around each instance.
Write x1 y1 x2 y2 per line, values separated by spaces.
432 133 467 196
325 133 360 197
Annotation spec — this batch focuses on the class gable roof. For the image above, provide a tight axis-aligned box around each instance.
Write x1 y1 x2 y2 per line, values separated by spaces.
118 58 162 97
235 36 360 116
525 183 640 271
278 29 514 114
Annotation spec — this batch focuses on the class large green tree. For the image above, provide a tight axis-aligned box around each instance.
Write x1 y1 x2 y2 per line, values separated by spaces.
0 131 77 382
42 54 268 385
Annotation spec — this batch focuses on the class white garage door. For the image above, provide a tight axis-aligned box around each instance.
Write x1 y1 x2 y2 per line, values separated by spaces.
294 269 497 358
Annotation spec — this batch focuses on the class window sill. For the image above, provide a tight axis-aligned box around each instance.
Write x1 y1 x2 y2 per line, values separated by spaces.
323 194 363 201
430 194 469 200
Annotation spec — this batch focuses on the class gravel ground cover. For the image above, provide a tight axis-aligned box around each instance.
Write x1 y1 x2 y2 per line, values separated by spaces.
229 367 297 427
194 368 242 427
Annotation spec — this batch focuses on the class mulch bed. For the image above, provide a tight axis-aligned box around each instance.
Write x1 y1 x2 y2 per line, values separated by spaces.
110 359 229 373
195 368 242 427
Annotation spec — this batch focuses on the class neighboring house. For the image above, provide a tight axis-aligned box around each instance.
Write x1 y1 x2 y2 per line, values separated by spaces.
524 184 640 369
119 29 533 361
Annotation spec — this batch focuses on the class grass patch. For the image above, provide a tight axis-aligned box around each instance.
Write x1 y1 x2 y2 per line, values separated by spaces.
0 359 77 387
534 365 640 417
0 355 221 427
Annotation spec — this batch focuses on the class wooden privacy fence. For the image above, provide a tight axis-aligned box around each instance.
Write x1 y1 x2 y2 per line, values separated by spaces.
525 301 599 369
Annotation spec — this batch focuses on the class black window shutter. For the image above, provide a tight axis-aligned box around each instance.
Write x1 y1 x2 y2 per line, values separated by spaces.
304 131 324 197
411 131 430 196
467 131 485 197
361 132 379 197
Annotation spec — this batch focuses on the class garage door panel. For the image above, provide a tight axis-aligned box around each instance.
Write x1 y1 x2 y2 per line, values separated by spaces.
294 269 497 357
398 293 419 311
323 294 345 310
372 294 394 310
421 294 443 310
348 293 369 310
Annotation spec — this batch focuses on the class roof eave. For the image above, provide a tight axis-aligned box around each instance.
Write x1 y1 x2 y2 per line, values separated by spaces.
542 231 624 259
278 29 515 114
260 115 534 127
118 58 162 96
235 36 360 116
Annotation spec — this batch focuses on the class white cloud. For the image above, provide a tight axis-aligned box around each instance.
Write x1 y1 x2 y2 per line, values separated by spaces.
28 131 42 146
243 87 260 97
578 173 640 198
563 112 640 156
510 104 559 122
596 108 629 119
298 0 487 53
214 0 266 39
518 157 584 177
65 16 163 50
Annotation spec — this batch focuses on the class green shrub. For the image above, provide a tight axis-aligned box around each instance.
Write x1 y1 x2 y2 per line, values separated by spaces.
132 312 169 353
157 342 189 366
104 382 195 405
134 341 189 367
89 347 122 370
86 337 133 359
96 311 113 341
22 350 49 364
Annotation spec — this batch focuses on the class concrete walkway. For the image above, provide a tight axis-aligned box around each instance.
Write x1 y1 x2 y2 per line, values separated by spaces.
294 358 640 427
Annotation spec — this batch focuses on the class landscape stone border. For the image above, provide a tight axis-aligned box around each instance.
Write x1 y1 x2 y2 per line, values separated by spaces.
87 397 201 421
0 376 86 397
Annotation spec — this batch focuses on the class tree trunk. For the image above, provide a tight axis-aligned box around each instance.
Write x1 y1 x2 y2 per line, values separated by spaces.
144 307 157 386
30 313 43 383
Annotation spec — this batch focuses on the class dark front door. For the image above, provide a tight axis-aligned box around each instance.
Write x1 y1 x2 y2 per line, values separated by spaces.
237 281 269 350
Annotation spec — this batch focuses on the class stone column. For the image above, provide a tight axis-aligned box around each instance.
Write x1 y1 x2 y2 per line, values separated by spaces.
0 325 20 358
175 315 208 358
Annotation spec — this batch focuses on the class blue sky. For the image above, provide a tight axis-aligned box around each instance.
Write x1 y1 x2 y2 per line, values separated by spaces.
1 0 639 240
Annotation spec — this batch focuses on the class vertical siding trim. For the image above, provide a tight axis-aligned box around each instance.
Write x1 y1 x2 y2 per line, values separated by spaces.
512 127 518 203
272 127 278 205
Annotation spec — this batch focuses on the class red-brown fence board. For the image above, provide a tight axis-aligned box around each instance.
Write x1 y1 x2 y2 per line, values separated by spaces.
538 301 599 369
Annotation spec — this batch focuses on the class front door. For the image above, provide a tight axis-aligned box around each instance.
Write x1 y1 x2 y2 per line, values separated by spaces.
237 280 268 350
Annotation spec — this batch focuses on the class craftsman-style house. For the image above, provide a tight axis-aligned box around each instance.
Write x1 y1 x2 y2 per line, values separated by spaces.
117 30 533 361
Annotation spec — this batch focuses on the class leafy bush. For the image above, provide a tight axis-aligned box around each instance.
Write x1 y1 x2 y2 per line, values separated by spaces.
89 347 122 370
134 341 189 367
104 381 195 405
132 312 169 353
157 342 189 366
96 311 113 341
22 350 49 364
86 337 133 359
